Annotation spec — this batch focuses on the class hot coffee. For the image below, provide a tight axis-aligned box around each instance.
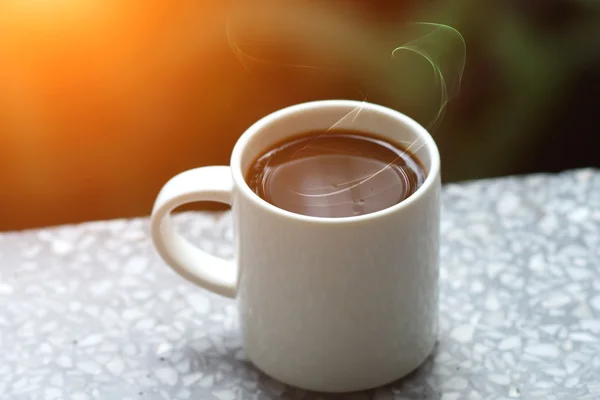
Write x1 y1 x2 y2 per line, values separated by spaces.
152 100 441 392
246 130 426 218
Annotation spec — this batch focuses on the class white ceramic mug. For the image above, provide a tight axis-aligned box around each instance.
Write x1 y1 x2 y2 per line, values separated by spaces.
151 100 441 392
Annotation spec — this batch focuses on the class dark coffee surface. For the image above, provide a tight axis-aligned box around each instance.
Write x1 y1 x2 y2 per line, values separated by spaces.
246 130 426 217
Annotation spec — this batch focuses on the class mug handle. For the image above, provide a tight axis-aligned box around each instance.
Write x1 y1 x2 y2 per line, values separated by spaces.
151 166 237 298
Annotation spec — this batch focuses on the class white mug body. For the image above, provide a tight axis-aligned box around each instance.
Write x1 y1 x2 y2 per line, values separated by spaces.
151 100 441 392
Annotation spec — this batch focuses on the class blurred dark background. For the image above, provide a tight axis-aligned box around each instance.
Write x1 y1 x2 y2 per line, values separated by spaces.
0 0 599 231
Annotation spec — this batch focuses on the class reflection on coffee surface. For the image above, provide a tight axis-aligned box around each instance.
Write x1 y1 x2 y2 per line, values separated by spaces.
246 130 426 218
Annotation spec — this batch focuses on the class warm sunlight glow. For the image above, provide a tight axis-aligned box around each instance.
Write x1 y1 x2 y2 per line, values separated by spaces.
0 0 107 25
0 1 231 229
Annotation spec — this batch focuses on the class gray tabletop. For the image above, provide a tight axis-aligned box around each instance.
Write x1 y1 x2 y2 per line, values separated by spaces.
1 169 599 400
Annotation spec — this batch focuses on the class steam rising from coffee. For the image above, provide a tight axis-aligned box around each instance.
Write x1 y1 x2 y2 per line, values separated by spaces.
227 1 465 211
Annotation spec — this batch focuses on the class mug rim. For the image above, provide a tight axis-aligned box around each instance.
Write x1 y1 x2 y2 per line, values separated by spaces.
230 100 440 224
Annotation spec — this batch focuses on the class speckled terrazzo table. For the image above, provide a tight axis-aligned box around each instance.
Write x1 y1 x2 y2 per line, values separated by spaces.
1 169 600 400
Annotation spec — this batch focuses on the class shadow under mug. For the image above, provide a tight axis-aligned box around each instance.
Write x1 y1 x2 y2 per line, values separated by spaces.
150 100 441 392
